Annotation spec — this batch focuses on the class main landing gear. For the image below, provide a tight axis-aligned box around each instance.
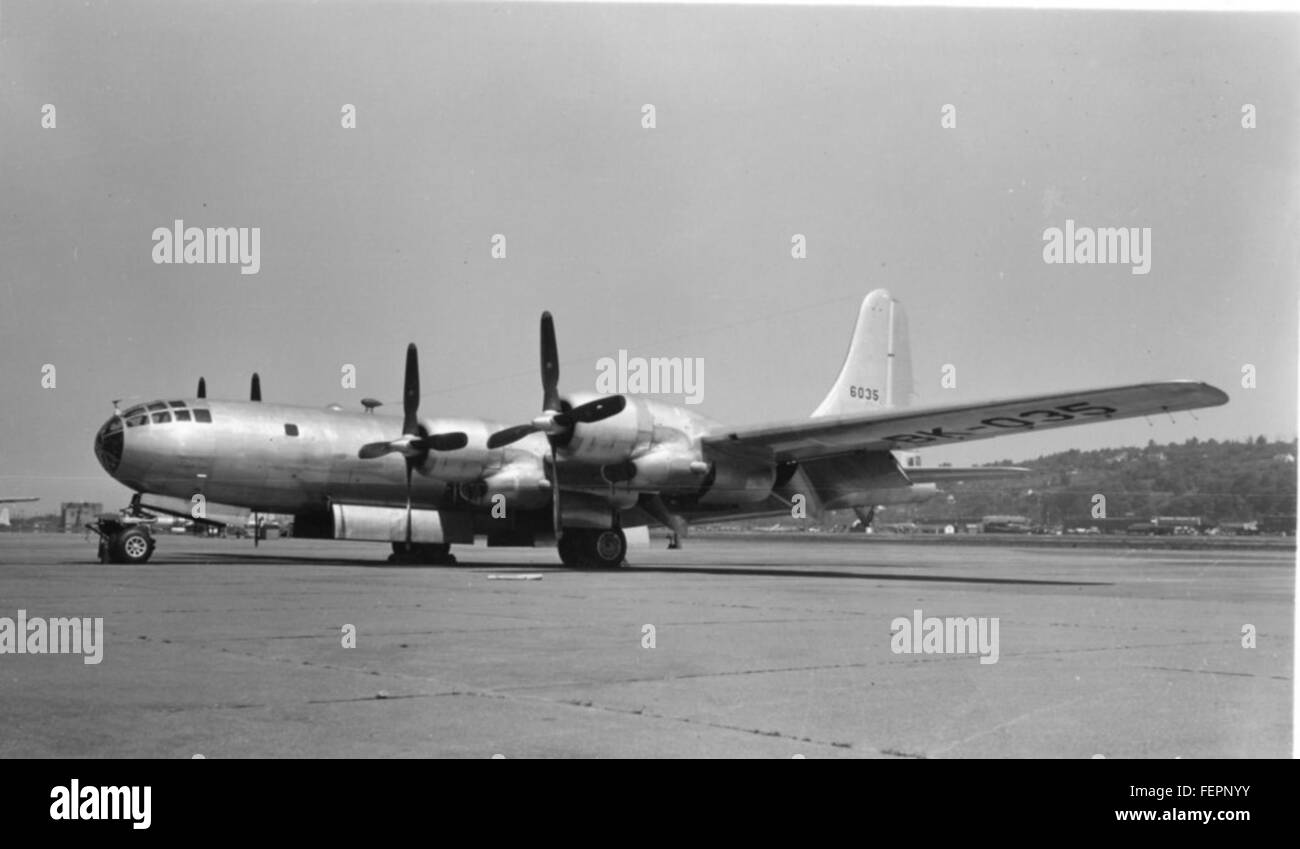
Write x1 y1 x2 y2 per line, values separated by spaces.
89 518 156 565
388 542 458 565
556 528 627 569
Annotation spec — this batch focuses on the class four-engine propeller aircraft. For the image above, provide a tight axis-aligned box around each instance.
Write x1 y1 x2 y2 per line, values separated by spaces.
91 289 1229 567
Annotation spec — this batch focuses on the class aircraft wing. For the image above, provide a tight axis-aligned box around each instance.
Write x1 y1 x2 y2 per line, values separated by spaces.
0 497 39 503
703 381 1229 463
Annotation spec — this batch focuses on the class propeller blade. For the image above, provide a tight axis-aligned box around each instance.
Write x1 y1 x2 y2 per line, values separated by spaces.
411 432 469 452
550 447 562 541
197 377 206 399
404 459 414 550
403 343 420 436
357 442 395 460
568 394 627 424
250 373 261 402
487 423 538 450
540 312 561 413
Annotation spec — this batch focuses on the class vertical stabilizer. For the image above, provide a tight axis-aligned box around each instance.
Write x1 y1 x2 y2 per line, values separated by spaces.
812 289 914 417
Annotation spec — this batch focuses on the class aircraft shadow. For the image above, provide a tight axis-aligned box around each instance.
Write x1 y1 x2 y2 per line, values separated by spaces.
92 552 570 571
65 552 1110 585
624 564 1110 586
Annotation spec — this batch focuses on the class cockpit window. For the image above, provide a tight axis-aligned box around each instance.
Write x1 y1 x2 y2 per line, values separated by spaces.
104 418 123 435
123 406 145 418
152 411 172 424
147 402 167 411
168 400 186 408
174 410 192 422
125 414 148 427
192 409 212 423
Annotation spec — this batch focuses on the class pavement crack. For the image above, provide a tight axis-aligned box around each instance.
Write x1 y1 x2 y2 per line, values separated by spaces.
1135 665 1289 680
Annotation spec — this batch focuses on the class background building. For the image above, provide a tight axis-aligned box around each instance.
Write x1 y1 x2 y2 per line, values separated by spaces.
60 502 102 533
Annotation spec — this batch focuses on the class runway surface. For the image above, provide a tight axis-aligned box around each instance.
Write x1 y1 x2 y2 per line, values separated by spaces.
0 533 1292 758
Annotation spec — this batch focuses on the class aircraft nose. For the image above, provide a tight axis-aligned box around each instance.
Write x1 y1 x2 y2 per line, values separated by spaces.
94 416 124 475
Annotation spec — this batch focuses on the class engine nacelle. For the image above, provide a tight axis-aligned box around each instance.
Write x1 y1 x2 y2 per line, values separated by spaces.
457 457 551 511
417 419 496 482
560 393 652 464
602 445 708 493
696 456 777 506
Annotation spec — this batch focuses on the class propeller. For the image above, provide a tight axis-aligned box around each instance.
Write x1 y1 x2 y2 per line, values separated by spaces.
197 377 206 399
250 373 261 402
486 312 627 539
486 314 627 450
356 344 469 550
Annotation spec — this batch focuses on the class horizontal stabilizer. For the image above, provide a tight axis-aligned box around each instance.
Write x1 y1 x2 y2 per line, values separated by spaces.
903 466 1031 484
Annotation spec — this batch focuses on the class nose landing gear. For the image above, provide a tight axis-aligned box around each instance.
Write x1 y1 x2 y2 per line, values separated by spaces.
87 517 156 564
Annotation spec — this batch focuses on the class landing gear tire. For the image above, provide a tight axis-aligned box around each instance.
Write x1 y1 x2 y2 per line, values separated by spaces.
388 542 457 565
556 533 583 568
109 528 155 564
557 528 627 569
593 529 627 566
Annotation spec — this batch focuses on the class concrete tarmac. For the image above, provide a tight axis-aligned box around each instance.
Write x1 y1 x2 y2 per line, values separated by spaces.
0 533 1291 758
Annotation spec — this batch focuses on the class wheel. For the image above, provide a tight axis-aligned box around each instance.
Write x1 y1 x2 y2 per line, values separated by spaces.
556 528 626 569
591 528 627 567
109 528 154 564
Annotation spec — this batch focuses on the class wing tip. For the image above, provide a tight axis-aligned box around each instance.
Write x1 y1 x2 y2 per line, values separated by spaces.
1166 380 1230 408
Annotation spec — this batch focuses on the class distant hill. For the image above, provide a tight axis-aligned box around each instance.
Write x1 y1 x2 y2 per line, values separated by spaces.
906 436 1296 526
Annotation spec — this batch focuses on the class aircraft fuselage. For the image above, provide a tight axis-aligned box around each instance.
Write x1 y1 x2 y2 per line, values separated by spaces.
94 393 754 517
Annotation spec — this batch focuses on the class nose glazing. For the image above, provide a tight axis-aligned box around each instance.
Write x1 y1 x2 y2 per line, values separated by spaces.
94 416 124 474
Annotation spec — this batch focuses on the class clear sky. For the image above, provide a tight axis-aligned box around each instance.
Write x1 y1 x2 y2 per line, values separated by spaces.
1 1 1297 515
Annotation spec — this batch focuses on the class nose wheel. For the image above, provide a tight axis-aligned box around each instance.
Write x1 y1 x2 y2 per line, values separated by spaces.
557 528 627 569
89 519 156 565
